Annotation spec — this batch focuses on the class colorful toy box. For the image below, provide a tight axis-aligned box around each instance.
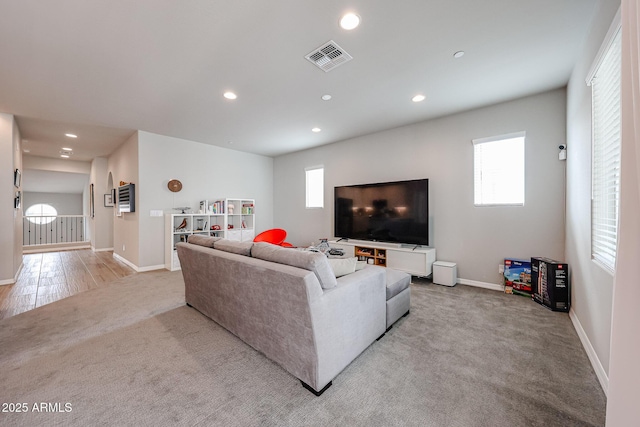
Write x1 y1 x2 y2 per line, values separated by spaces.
531 257 570 312
504 258 532 296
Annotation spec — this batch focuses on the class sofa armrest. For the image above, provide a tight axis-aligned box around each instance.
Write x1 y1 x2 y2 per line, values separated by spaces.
308 266 387 390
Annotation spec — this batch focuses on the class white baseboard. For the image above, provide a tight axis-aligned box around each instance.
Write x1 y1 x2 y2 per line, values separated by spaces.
138 264 165 272
94 247 114 252
112 253 164 273
23 242 91 254
0 261 24 286
458 278 504 292
569 308 609 395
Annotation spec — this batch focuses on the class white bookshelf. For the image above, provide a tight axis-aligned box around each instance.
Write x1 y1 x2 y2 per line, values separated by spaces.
165 198 255 271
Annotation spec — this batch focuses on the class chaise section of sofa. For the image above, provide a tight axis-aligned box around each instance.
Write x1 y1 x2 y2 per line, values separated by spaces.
176 240 387 395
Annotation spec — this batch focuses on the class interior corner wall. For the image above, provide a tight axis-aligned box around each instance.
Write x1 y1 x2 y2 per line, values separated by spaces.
108 132 139 267
89 157 113 250
565 0 620 390
274 89 567 285
136 131 274 269
0 113 22 284
12 116 22 279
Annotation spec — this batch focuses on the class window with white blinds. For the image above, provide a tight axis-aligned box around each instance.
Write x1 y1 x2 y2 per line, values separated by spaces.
590 28 621 273
305 166 324 208
473 132 525 206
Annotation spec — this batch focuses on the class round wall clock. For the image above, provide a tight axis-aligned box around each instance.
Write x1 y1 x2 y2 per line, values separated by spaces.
168 179 182 192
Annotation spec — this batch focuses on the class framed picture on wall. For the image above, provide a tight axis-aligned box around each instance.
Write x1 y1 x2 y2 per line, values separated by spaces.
14 169 21 188
104 193 114 207
90 184 95 218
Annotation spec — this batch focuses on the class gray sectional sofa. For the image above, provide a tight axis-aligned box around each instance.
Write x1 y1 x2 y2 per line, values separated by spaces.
177 236 408 395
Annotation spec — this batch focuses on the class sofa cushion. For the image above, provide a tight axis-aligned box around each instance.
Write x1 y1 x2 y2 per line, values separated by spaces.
251 242 338 289
213 239 253 256
386 268 411 300
327 257 357 277
187 234 221 248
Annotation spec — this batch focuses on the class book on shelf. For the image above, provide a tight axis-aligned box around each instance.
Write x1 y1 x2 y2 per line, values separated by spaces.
208 200 225 214
241 203 254 214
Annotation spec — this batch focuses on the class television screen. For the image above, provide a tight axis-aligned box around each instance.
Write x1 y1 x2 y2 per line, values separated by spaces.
334 179 429 246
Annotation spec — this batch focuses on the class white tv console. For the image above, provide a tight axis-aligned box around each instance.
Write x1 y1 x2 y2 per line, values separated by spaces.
329 240 436 277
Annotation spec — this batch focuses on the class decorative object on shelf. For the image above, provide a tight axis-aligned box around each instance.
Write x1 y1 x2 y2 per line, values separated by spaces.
173 207 191 214
228 224 234 229
211 224 221 230
176 218 187 230
167 179 182 193
14 168 21 188
104 193 114 207
119 181 129 186
317 238 330 254
196 218 204 230
14 190 21 209
228 203 235 214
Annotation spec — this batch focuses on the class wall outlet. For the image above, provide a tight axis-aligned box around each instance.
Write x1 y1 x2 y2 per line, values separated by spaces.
498 264 504 274
122 244 126 251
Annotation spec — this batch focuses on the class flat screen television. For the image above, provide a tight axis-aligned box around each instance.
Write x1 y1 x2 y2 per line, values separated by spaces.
334 178 429 246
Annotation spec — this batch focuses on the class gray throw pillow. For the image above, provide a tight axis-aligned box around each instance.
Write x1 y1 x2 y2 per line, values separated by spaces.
213 239 253 256
187 235 221 248
251 242 338 289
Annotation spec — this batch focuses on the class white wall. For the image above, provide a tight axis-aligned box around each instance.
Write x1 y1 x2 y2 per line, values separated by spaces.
0 113 22 284
108 132 140 267
22 192 83 215
274 89 567 285
89 157 113 250
23 156 91 175
605 0 640 423
565 0 620 390
137 131 274 269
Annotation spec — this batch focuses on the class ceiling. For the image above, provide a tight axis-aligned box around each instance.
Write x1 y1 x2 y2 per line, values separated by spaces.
0 1 597 161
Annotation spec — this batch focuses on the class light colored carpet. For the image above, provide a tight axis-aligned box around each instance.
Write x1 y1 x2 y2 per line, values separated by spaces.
0 270 606 426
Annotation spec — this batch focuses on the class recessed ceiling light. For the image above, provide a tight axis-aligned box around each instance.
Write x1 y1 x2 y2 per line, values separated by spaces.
23 149 30 153
340 13 360 30
227 141 234 144
412 94 426 103
312 127 321 133
321 94 332 101
223 91 237 100
62 147 73 151
60 154 70 158
65 133 77 138
453 51 465 59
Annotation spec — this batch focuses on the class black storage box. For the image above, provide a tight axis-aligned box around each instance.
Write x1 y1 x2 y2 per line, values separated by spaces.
531 257 570 312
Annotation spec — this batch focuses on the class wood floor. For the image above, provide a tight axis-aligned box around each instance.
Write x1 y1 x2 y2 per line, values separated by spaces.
0 249 137 320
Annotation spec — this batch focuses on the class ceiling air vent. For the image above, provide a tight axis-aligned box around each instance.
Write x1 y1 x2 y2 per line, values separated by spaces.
305 40 353 72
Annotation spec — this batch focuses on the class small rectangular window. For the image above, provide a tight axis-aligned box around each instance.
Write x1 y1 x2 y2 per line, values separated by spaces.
305 166 324 208
473 132 525 206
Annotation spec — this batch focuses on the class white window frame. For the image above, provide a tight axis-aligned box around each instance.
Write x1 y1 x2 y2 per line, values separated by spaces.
587 10 621 275
472 131 526 207
305 166 324 209
25 203 58 224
